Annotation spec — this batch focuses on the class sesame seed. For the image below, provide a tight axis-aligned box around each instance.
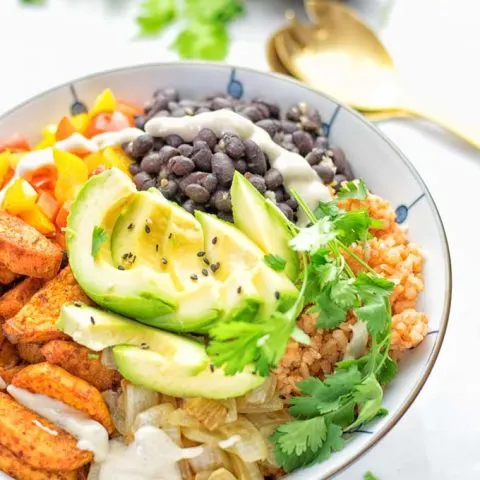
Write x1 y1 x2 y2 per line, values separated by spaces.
168 233 173 239
209 364 215 373
210 262 220 272
128 223 134 230
140 342 150 350
73 301 82 308
274 291 280 300
237 286 242 294
202 269 209 277
122 253 129 260
155 244 159 252
118 265 125 271
203 258 210 265
90 316 96 325
161 258 168 265
190 274 198 281
145 225 151 234
212 236 218 245
197 251 206 257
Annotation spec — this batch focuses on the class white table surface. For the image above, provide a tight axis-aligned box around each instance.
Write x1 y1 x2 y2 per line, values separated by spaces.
1 0 479 478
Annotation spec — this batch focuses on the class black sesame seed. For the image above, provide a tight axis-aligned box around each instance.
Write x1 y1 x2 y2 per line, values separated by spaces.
202 268 209 277
156 244 159 252
122 253 129 260
118 265 125 271
203 258 210 265
209 364 215 373
90 316 96 325
197 251 206 257
132 255 137 264
212 236 218 245
73 301 82 308
274 291 280 300
145 225 151 234
190 274 198 281
161 258 168 265
237 286 242 294
140 342 150 350
168 233 173 239
128 223 134 230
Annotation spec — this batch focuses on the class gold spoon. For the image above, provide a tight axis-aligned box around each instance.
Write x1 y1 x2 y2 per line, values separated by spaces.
274 2 480 149
266 29 412 123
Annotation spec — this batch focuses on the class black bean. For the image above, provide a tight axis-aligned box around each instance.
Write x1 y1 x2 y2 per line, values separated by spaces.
155 88 179 102
144 98 155 115
154 110 171 118
200 174 218 193
158 179 178 199
252 102 270 119
241 106 264 123
185 184 210 204
244 139 267 175
195 107 211 114
192 148 213 172
146 97 169 119
315 136 329 149
274 189 284 203
286 106 301 122
223 134 245 160
278 203 294 221
132 134 154 157
195 128 217 150
292 131 314 155
282 141 299 154
171 108 188 118
306 149 323 166
330 147 353 178
168 101 179 111
168 156 195 176
179 99 198 109
129 163 141 175
235 159 247 174
177 144 194 157
179 172 208 192
247 174 267 194
212 190 232 212
140 152 163 174
158 146 180 165
280 120 298 134
334 174 348 190
273 131 285 145
313 164 335 184
124 142 135 158
164 134 184 148
212 152 235 185
153 137 165 151
285 197 299 210
193 140 212 153
217 211 234 223
182 199 205 214
212 97 232 110
134 115 146 130
134 172 155 191
256 119 278 139
300 117 321 134
254 99 280 118
264 168 283 190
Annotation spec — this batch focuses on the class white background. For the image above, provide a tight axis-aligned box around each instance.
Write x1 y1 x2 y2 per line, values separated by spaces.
1 0 479 478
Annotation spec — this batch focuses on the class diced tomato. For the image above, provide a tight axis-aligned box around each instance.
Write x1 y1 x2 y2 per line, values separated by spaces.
37 191 60 221
55 116 77 141
26 166 58 191
0 134 30 153
84 111 131 138
117 100 142 123
55 200 72 230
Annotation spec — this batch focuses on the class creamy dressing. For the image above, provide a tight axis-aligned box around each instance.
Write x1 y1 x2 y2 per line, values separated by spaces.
218 435 241 449
32 419 59 436
7 385 109 462
145 110 332 223
98 426 203 480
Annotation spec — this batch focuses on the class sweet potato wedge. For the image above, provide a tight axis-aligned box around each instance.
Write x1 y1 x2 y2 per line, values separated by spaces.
0 392 92 471
0 364 25 385
17 342 46 364
3 267 92 344
12 362 114 433
0 211 63 279
0 264 20 286
41 340 121 392
0 444 78 479
0 277 46 320
0 339 19 370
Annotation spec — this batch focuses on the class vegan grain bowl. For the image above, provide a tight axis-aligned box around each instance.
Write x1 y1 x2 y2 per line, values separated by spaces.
0 64 450 480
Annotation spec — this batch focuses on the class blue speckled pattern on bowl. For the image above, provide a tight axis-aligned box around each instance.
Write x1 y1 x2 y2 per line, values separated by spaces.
0 63 451 480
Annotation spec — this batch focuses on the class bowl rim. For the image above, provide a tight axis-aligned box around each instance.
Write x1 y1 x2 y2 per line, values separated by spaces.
0 61 452 479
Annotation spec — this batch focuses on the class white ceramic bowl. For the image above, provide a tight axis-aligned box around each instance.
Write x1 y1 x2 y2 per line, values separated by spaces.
0 63 451 479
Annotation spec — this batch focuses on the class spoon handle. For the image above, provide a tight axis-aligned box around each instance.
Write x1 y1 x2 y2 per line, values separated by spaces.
401 103 480 150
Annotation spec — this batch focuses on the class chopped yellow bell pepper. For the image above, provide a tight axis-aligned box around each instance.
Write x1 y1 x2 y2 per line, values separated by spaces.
84 151 106 174
20 205 56 235
3 178 38 214
70 113 89 134
102 147 134 177
89 89 117 118
35 124 57 150
53 149 88 204
0 150 11 186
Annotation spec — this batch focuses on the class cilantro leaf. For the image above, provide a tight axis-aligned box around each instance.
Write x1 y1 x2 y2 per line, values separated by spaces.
376 356 397 386
334 209 381 246
364 472 380 480
330 279 358 309
91 226 108 260
355 272 395 297
354 296 389 335
172 22 229 60
347 375 384 431
313 291 348 329
137 0 176 37
315 201 341 219
185 0 244 24
289 217 336 252
337 179 369 200
264 253 287 272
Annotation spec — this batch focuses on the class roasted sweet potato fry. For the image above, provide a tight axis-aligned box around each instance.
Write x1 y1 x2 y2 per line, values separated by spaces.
0 211 63 279
42 340 121 392
0 364 25 385
0 264 20 286
0 277 45 320
0 340 19 370
17 342 46 364
0 444 78 480
3 267 92 344
0 392 92 471
12 362 114 433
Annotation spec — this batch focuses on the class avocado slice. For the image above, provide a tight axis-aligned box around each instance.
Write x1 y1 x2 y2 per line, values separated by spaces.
57 303 208 377
114 345 264 399
67 169 177 320
231 172 300 282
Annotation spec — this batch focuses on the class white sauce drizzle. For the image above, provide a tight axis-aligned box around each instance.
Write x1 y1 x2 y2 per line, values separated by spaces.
218 435 241 449
145 110 332 223
7 385 109 462
32 419 59 436
0 377 6 390
98 426 203 480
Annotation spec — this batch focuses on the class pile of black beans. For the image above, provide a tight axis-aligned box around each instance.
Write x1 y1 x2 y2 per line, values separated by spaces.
123 88 354 223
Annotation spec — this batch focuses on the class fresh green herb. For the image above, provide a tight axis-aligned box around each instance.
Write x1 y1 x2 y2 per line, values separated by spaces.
137 0 177 37
91 226 108 260
264 254 287 272
337 179 369 200
87 353 99 360
20 0 46 3
364 472 380 480
269 186 397 472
